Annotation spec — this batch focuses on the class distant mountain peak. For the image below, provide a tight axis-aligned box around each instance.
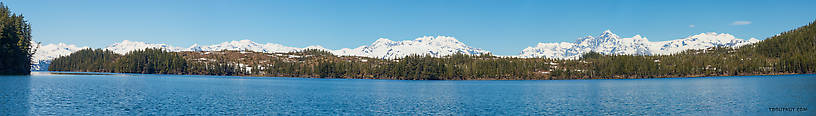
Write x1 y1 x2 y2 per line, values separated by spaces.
188 43 202 51
599 30 619 38
372 38 397 46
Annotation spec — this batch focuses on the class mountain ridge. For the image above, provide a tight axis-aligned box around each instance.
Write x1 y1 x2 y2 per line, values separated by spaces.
519 30 759 59
32 32 759 70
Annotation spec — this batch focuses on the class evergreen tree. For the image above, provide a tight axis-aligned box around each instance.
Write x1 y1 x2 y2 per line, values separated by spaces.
0 2 34 75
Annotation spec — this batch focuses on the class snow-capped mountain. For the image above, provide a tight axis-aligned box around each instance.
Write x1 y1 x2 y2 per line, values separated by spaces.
191 40 330 53
332 36 490 59
31 42 89 70
103 36 490 59
650 32 760 55
519 30 760 59
32 36 486 68
104 40 185 54
196 40 298 52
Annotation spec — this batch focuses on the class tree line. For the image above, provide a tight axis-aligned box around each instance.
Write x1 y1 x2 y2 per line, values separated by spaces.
50 48 188 74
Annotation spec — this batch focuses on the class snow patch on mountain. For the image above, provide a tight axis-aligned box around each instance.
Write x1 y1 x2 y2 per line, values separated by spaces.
519 30 760 59
196 40 301 52
649 32 760 55
31 42 88 70
331 36 490 59
104 40 185 54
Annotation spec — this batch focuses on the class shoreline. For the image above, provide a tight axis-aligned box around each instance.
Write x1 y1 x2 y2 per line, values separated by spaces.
34 70 808 80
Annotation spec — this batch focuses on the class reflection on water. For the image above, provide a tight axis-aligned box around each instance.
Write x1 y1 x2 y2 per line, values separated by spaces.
0 72 813 115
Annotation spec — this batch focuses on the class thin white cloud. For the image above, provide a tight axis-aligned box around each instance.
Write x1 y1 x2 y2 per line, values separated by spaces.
688 25 695 28
731 21 751 25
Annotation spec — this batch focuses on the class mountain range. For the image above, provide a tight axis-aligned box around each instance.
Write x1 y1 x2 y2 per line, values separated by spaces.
31 31 759 70
519 30 760 59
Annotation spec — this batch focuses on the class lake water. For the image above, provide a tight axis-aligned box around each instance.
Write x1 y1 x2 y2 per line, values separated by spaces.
0 72 813 115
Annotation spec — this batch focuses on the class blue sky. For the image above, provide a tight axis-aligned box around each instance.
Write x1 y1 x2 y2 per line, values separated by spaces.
4 0 816 55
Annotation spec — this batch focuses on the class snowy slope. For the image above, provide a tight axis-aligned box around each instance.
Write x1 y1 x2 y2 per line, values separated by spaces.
332 36 490 59
519 30 760 59
104 40 185 54
195 40 299 52
31 42 89 70
648 32 760 55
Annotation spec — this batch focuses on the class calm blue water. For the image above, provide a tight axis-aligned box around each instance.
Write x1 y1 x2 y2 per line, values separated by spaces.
0 72 813 115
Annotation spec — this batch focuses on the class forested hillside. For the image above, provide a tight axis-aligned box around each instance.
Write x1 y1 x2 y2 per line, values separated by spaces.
50 48 187 74
742 20 816 73
49 20 816 80
0 3 34 75
551 20 816 79
48 49 119 72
